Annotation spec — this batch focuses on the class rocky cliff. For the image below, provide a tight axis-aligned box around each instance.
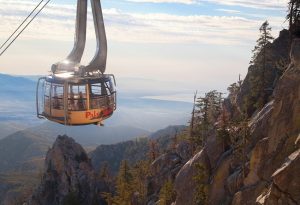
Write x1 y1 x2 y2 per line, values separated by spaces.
28 135 102 205
166 32 300 205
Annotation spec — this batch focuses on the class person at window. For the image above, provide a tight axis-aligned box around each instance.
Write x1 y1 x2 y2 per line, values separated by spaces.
69 91 75 110
77 91 85 110
53 87 60 109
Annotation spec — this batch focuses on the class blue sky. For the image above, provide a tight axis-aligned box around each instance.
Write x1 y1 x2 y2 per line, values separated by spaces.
0 0 288 97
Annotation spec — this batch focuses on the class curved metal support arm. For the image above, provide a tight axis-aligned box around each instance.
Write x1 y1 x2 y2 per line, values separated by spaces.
67 0 87 63
80 0 107 74
52 0 88 73
51 0 107 75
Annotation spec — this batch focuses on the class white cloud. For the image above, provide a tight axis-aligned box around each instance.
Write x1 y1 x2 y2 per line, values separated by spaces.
128 0 198 4
0 0 286 46
216 9 241 14
207 0 287 9
127 0 287 9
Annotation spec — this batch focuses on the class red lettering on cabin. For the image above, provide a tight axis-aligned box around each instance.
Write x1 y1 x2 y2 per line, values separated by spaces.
85 110 103 120
86 112 92 119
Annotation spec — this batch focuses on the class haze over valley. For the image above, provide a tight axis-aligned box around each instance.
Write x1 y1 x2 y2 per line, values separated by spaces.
0 73 192 140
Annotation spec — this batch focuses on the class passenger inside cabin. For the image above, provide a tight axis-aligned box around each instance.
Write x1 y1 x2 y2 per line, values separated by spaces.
77 91 85 110
53 88 60 109
69 91 75 110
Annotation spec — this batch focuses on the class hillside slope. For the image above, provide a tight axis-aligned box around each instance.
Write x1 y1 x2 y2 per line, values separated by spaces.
0 74 36 100
90 125 186 173
0 131 51 173
0 122 27 140
170 31 300 205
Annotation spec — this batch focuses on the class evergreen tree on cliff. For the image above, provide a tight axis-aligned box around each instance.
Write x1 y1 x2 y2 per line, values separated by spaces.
250 21 274 66
114 160 133 205
148 140 160 161
287 0 300 37
131 161 150 204
192 90 223 149
159 179 176 205
250 21 274 109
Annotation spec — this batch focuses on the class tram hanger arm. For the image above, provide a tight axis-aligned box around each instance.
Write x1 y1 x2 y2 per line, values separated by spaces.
52 0 107 75
80 0 107 75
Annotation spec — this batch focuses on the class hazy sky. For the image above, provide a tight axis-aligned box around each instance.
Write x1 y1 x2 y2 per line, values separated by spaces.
0 0 287 94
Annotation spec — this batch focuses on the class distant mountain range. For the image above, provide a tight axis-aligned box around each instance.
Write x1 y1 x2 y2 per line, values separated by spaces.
90 125 187 173
0 123 185 174
0 124 150 173
0 74 37 127
0 122 27 140
0 74 35 101
26 122 150 147
0 130 50 173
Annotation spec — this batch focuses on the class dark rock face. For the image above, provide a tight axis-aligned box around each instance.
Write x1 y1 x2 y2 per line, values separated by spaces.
28 135 99 205
236 29 291 116
175 140 193 161
174 150 210 205
172 130 227 205
257 149 300 204
147 152 183 204
227 37 300 205
170 33 300 205
146 139 194 205
290 38 300 67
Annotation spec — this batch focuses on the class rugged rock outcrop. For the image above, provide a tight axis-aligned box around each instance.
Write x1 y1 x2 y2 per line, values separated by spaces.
236 29 291 116
237 38 300 204
146 138 194 205
28 135 100 205
257 148 300 205
147 152 184 204
169 32 300 205
174 150 210 205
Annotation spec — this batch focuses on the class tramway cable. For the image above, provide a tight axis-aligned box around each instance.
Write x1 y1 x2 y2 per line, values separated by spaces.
0 0 51 56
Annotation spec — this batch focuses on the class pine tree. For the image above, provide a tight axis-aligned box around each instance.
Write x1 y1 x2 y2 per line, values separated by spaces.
227 82 239 103
148 140 159 161
190 90 198 139
63 192 81 205
99 162 110 180
194 94 210 147
287 0 300 37
98 161 113 196
101 192 115 205
250 21 274 66
170 129 178 151
217 108 230 152
114 160 133 205
193 163 209 205
159 179 176 205
192 90 223 149
228 114 250 178
239 119 250 178
131 160 150 204
249 21 274 110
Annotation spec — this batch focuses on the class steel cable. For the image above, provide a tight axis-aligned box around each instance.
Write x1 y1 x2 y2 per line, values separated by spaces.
0 0 51 56
0 0 45 51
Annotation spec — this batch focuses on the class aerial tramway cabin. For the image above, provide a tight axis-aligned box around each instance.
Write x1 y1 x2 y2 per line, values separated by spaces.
34 0 118 126
37 73 116 126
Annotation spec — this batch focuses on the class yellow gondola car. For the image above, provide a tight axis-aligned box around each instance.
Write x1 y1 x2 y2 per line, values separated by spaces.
36 0 117 126
37 73 116 126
